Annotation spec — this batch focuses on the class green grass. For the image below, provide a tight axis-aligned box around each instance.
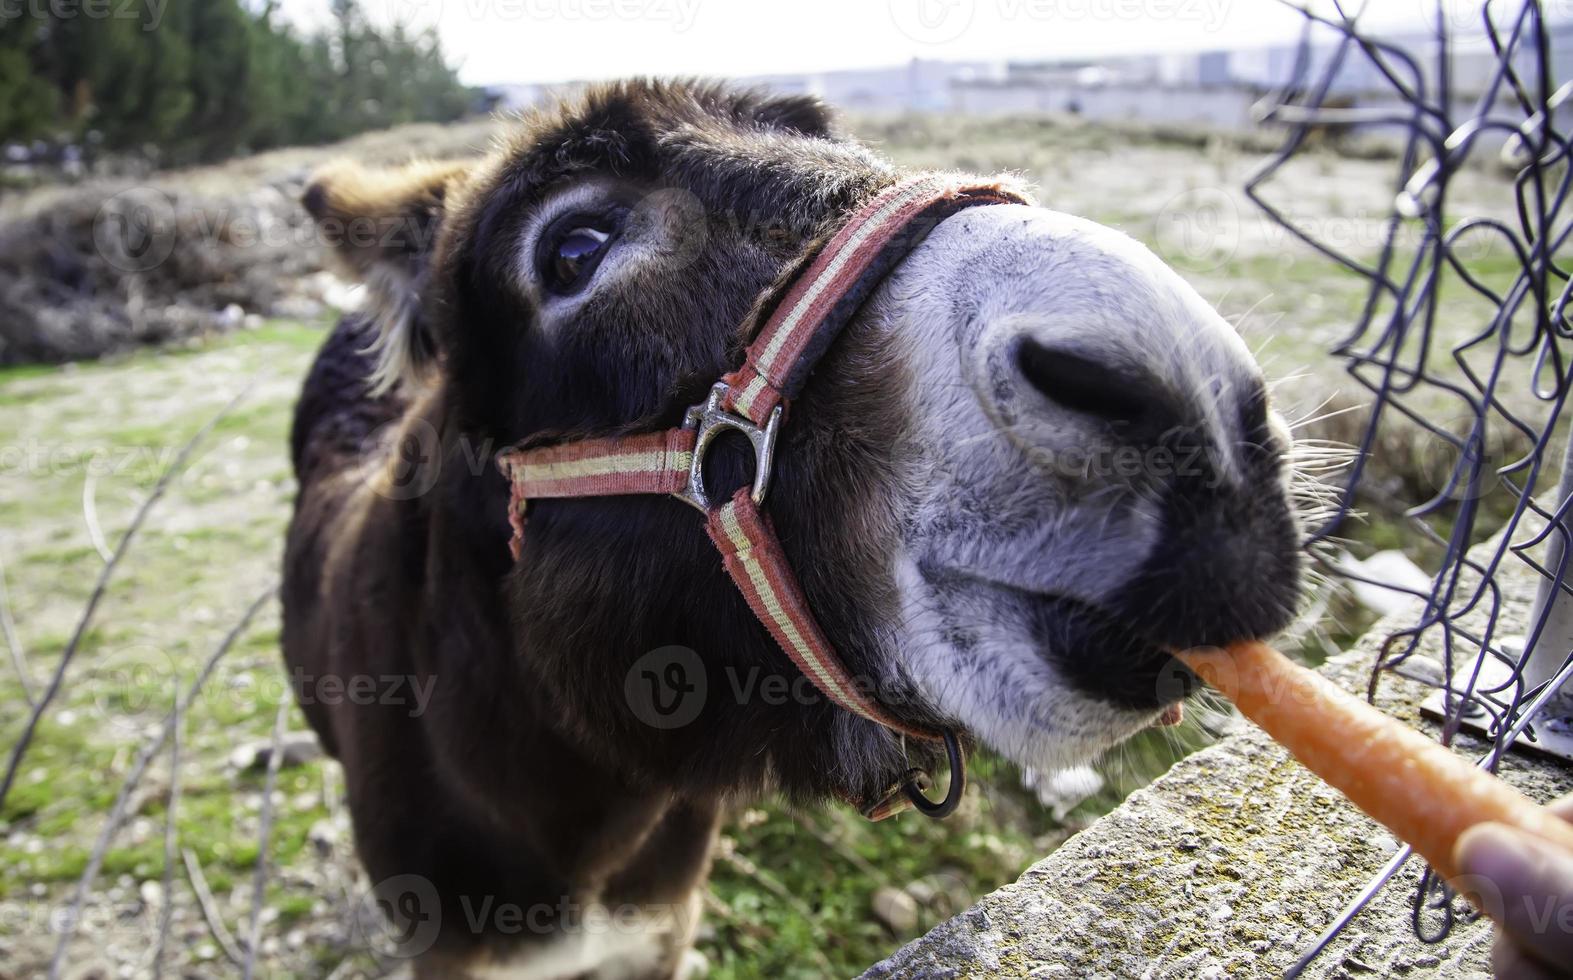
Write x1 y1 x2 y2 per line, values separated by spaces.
0 317 1092 976
2 117 1517 974
0 256 1484 976
0 315 1217 977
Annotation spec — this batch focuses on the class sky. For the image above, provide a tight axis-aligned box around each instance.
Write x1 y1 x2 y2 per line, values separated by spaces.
281 0 1500 87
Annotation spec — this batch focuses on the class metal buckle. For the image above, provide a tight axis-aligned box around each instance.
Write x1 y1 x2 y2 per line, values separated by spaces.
675 382 782 513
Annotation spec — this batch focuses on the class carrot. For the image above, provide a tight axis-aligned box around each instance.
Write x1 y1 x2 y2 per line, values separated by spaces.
1177 640 1573 887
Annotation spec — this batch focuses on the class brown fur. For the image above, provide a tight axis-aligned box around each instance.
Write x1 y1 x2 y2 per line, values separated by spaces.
285 81 946 976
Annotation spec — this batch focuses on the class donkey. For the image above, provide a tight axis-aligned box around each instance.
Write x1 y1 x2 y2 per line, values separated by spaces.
283 79 1301 978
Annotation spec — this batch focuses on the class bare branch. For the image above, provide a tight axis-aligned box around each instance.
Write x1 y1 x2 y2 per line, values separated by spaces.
151 695 184 980
0 550 34 706
81 471 113 564
47 583 278 978
184 847 248 969
1 378 258 810
243 698 291 980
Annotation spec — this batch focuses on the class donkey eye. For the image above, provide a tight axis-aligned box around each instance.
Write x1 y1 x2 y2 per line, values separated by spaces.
540 220 616 295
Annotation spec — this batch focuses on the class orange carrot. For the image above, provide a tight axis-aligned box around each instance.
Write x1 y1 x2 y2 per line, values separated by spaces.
1177 640 1573 887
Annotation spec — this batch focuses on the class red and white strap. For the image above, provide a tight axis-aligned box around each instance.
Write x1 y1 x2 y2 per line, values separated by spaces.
705 488 936 740
721 175 1024 427
499 430 696 560
498 175 1028 813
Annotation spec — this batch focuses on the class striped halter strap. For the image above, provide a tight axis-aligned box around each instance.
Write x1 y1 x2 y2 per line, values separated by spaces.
497 175 1027 820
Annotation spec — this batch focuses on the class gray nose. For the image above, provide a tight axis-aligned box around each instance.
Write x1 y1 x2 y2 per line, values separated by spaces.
1015 336 1174 431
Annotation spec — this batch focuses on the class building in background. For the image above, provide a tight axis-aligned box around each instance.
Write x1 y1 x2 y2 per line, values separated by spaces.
483 20 1573 142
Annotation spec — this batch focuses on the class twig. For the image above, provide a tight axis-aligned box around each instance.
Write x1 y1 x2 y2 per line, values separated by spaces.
715 849 837 976
701 891 774 956
785 806 898 891
0 550 34 706
243 698 290 979
0 379 257 810
47 583 278 978
184 847 247 969
151 694 184 979
81 471 113 564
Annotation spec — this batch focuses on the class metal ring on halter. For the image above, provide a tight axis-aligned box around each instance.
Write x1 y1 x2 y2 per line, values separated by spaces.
675 381 783 513
902 729 965 819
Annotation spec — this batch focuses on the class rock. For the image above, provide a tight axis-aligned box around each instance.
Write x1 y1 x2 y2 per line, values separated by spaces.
1334 549 1432 616
863 558 1571 979
679 948 709 978
906 871 971 916
307 819 338 857
904 880 936 906
230 732 322 772
872 886 920 935
269 297 324 321
1020 765 1105 820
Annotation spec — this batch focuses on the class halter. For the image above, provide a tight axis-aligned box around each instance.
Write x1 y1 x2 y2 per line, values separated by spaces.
497 175 1028 820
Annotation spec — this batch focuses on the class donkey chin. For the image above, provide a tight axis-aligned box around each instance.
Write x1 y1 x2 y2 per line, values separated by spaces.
284 79 1301 976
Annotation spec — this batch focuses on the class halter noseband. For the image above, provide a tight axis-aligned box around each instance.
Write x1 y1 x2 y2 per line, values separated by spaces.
497 175 1027 820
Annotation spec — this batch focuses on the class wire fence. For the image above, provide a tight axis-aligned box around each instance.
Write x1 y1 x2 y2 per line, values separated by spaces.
1249 1 1573 973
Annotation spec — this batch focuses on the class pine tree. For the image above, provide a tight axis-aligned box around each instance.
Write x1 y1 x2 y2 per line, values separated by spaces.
0 0 474 162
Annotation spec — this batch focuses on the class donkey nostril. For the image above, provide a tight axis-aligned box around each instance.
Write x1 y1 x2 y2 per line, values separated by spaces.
1015 337 1154 424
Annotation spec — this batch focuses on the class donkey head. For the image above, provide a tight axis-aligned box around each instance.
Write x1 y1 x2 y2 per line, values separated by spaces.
306 80 1300 808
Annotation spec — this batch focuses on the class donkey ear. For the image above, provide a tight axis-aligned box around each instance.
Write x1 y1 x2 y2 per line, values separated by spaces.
745 92 839 137
303 159 471 393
